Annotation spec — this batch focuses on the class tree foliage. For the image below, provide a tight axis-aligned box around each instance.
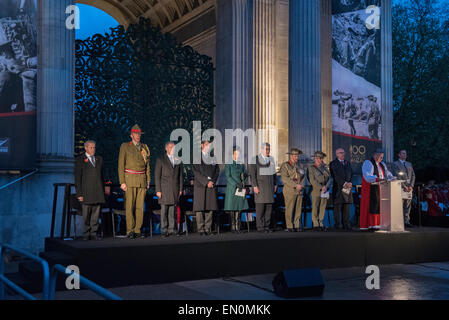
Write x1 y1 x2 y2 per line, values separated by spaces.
393 0 449 178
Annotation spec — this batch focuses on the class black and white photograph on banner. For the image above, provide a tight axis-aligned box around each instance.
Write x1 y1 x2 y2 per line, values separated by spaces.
0 0 37 170
332 0 383 173
0 0 37 114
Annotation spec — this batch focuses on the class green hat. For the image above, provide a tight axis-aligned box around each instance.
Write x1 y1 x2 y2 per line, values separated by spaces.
130 124 144 134
314 151 327 159
287 148 303 155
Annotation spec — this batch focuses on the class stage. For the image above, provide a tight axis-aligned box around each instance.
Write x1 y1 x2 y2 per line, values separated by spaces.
32 227 449 289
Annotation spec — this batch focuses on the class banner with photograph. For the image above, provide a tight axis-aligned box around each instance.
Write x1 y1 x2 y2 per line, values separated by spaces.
0 0 37 170
332 0 382 173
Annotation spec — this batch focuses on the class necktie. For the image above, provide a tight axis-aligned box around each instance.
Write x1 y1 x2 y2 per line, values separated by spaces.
91 156 95 167
169 156 174 167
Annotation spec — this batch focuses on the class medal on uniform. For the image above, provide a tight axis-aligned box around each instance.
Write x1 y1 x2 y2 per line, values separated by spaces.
141 147 149 163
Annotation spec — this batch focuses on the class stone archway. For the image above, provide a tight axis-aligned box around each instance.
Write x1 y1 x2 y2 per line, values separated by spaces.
75 0 132 26
76 0 216 31
75 1 218 64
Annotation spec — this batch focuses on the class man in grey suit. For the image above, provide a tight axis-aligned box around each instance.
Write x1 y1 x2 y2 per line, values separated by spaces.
74 141 105 240
249 143 278 233
155 141 183 237
392 149 416 228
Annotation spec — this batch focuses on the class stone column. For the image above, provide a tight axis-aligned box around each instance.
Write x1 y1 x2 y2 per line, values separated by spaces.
0 0 75 253
232 0 253 131
321 0 333 161
275 0 290 163
289 0 322 159
216 0 253 134
217 0 284 163
37 0 75 173
381 0 394 162
252 0 276 157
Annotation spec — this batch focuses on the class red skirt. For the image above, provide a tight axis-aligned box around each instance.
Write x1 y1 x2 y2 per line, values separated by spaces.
360 177 381 229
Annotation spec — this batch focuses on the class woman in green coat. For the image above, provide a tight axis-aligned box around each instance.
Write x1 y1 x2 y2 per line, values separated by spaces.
224 147 249 233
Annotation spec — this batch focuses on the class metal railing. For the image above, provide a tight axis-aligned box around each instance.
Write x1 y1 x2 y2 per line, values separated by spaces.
0 243 50 300
49 264 122 300
0 243 121 300
0 169 38 191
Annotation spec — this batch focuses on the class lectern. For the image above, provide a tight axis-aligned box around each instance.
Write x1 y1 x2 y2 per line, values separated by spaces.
378 180 406 232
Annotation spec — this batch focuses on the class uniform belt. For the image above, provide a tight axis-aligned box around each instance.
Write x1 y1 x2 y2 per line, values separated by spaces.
125 169 145 175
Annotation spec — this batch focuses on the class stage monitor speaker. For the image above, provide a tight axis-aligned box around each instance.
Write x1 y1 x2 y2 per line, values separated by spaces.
272 268 325 298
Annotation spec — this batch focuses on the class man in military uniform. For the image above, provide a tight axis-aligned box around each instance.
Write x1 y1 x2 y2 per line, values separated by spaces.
367 96 381 140
118 124 151 239
346 98 357 136
307 151 331 231
280 148 306 232
0 40 24 113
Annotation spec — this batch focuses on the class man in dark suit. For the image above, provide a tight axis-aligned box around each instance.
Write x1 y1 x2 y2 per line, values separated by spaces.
74 140 105 240
155 141 183 237
329 148 353 231
192 140 220 236
249 143 278 233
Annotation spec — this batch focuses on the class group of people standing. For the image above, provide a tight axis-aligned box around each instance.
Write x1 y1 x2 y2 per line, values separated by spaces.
279 147 354 232
74 124 416 241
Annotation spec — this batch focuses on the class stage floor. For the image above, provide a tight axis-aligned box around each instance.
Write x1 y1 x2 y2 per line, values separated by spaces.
44 227 449 288
27 261 449 300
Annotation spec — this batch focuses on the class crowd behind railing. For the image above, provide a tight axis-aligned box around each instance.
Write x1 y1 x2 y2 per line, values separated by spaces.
417 180 449 226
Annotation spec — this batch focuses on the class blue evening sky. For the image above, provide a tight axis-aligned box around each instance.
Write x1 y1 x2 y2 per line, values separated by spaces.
75 4 119 40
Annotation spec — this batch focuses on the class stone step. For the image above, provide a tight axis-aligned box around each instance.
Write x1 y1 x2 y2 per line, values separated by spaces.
3 272 41 296
39 251 77 267
18 261 66 292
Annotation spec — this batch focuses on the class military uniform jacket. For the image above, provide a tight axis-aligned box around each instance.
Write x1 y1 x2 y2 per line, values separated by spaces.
74 154 105 204
249 155 277 204
392 160 415 190
192 157 220 212
155 154 183 205
118 142 151 188
330 158 353 204
280 161 306 196
308 164 331 197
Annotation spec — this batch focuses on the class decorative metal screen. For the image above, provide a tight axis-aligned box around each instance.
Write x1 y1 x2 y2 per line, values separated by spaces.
75 18 214 182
